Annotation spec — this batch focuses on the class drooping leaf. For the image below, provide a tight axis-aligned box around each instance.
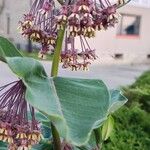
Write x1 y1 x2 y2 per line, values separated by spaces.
0 147 7 150
102 115 114 141
6 57 127 146
6 57 63 117
0 36 22 62
78 90 128 149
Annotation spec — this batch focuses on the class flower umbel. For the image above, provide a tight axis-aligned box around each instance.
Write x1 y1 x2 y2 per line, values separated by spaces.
18 0 57 55
61 33 97 71
0 81 42 150
19 0 129 70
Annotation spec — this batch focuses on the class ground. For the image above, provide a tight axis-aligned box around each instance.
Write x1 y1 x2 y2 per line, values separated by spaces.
0 61 149 89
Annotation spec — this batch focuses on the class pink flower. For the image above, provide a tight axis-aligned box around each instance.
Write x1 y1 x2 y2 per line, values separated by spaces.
19 0 124 70
0 81 42 149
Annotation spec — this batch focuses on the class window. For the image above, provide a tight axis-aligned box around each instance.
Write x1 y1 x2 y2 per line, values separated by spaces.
147 54 150 59
114 54 123 59
117 14 141 36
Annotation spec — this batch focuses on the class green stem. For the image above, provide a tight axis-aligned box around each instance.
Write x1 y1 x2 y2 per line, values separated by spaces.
51 28 65 77
50 2 65 149
50 28 65 149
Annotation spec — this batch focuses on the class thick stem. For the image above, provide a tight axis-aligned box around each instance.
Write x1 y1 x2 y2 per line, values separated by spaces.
51 28 65 77
50 28 65 150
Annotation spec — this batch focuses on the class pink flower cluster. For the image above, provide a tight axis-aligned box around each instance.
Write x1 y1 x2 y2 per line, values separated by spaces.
19 0 126 70
0 81 42 150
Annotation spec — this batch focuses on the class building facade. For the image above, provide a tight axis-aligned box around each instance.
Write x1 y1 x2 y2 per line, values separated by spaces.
0 0 150 64
0 0 31 47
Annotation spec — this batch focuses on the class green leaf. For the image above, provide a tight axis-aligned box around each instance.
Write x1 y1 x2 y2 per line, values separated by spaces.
108 90 128 113
34 112 49 123
79 90 128 149
32 140 53 150
0 147 7 150
53 77 110 145
102 115 114 141
6 57 63 116
0 36 22 62
6 57 127 146
0 141 7 150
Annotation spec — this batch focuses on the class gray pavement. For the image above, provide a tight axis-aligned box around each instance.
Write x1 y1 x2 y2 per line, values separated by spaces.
0 61 150 89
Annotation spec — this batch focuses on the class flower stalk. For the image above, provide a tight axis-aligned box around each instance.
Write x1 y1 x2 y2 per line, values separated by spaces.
50 27 66 150
51 28 66 77
50 0 66 148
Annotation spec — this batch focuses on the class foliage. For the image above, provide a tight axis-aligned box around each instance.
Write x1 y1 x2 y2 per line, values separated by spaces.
0 37 127 149
103 104 150 150
103 71 150 150
123 71 150 112
0 35 149 150
6 56 127 146
0 0 132 149
132 71 150 88
0 36 22 62
102 115 114 141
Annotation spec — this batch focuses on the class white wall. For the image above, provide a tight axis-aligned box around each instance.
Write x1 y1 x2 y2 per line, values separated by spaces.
88 5 150 64
0 0 30 47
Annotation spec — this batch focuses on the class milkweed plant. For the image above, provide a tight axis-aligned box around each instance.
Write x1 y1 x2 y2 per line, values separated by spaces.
0 0 131 150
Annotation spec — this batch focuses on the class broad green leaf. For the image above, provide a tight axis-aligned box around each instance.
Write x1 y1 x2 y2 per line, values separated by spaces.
6 57 127 146
108 90 128 113
79 90 128 149
53 77 110 145
0 147 7 150
102 115 114 141
0 36 22 62
6 57 63 121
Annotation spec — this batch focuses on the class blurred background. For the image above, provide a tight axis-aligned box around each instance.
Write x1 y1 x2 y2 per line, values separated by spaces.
0 0 150 150
0 0 150 64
